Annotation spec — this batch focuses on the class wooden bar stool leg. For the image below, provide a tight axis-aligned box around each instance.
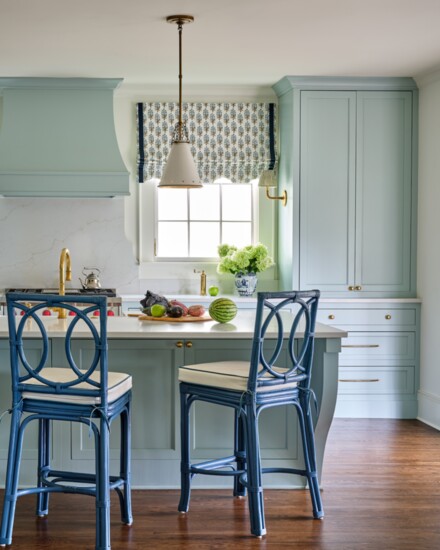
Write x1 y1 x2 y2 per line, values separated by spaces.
296 401 324 519
95 418 111 550
119 404 133 525
5 416 27 545
0 409 22 546
178 391 192 513
36 418 51 517
244 405 266 537
233 410 246 497
303 403 324 518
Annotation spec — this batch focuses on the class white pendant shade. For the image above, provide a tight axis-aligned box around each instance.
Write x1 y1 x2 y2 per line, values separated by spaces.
159 142 202 188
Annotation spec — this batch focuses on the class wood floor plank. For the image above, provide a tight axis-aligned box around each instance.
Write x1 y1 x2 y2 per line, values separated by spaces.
1 419 440 549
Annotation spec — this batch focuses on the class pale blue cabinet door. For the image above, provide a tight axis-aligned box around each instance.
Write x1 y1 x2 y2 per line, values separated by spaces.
61 339 184 465
0 339 53 485
299 91 356 292
355 91 412 293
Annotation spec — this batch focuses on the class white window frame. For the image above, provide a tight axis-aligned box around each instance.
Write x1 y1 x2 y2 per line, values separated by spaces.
137 179 276 285
153 180 259 262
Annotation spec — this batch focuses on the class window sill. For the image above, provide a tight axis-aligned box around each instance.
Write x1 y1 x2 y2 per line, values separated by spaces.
139 261 219 280
138 261 278 295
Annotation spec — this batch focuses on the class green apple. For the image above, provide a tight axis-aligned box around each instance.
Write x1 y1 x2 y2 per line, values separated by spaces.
150 304 167 317
208 286 219 296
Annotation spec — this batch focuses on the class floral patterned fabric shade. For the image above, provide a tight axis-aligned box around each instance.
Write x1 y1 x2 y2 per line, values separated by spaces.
136 102 276 183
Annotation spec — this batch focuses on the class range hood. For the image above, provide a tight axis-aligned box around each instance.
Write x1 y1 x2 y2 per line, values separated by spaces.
0 78 129 197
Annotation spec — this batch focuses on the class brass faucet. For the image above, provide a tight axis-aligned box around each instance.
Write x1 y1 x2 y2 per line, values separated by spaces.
194 269 207 296
58 248 72 319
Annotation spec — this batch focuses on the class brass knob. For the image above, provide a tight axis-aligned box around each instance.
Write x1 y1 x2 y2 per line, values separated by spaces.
348 286 354 291
328 314 335 320
185 342 193 348
175 341 183 348
355 285 362 291
385 314 392 320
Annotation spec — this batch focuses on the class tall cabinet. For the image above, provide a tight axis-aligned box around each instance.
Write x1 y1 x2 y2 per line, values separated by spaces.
273 77 420 418
273 77 418 297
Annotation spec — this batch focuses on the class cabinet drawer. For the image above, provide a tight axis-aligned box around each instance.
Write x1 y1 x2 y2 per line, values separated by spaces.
318 308 416 327
339 332 415 364
338 366 415 395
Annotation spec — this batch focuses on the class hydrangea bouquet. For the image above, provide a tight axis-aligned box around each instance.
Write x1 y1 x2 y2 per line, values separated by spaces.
217 243 274 275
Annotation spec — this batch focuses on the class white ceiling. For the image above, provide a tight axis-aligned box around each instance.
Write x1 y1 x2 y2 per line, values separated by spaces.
1 0 440 92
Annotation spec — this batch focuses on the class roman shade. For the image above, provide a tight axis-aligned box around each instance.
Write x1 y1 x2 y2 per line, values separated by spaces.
136 102 276 183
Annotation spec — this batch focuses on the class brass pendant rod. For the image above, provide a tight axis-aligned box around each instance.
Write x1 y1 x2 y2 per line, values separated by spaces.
167 15 194 143
178 21 183 141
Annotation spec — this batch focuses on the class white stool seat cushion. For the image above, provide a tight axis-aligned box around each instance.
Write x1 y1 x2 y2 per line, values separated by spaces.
179 361 298 392
21 367 132 405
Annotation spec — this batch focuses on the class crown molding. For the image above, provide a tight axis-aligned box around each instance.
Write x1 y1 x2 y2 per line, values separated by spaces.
115 82 277 102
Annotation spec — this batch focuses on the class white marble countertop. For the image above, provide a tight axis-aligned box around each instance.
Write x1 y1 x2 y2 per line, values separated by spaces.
0 292 422 306
120 293 422 304
0 311 346 340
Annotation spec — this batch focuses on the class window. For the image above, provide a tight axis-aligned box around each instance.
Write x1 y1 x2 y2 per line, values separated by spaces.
155 182 255 259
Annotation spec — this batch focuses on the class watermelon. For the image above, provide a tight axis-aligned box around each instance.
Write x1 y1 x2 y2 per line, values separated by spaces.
209 298 237 323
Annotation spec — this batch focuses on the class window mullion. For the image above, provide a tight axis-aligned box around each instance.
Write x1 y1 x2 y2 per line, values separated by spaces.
155 182 255 259
187 188 190 256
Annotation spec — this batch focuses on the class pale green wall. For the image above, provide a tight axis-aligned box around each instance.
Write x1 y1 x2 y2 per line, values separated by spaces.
416 72 440 429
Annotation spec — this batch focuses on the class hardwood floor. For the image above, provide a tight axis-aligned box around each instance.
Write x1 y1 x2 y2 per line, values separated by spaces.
1 419 440 549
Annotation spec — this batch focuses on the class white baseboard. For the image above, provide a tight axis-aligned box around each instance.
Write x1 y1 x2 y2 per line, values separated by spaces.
417 390 440 431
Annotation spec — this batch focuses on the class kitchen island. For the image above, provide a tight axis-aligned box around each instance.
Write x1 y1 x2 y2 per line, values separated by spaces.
0 312 346 489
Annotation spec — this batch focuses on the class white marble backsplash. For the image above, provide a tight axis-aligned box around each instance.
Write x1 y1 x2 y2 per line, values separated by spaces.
0 198 140 293
0 198 276 299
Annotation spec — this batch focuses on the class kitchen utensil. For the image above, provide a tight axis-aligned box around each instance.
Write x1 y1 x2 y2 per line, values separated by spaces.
79 268 102 290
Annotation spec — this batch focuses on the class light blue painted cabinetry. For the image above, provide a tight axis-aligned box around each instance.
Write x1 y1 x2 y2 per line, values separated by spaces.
273 76 420 419
273 77 418 299
317 302 420 418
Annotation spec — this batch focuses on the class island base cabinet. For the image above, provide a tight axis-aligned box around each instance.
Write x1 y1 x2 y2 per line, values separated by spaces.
65 339 308 488
0 337 342 489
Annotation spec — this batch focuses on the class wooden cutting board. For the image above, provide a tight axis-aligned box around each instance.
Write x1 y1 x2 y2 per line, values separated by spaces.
138 314 213 323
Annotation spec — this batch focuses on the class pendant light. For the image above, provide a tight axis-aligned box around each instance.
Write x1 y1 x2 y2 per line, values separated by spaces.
159 15 202 188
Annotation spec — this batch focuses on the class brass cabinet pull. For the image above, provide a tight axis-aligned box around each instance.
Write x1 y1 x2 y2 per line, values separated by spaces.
328 314 335 320
185 341 193 348
355 285 362 291
341 344 380 348
339 378 380 383
348 286 354 291
175 341 183 348
385 314 392 320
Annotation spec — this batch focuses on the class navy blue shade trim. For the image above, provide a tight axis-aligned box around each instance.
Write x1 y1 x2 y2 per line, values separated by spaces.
269 103 276 171
137 103 145 183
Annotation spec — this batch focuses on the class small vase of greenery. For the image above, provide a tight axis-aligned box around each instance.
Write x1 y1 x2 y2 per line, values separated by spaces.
217 243 274 296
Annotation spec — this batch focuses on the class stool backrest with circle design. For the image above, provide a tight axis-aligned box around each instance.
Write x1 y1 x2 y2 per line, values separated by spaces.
248 290 320 393
6 292 109 408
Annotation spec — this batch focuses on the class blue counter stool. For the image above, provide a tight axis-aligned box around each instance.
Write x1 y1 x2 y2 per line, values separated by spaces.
0 293 132 550
178 290 322 537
